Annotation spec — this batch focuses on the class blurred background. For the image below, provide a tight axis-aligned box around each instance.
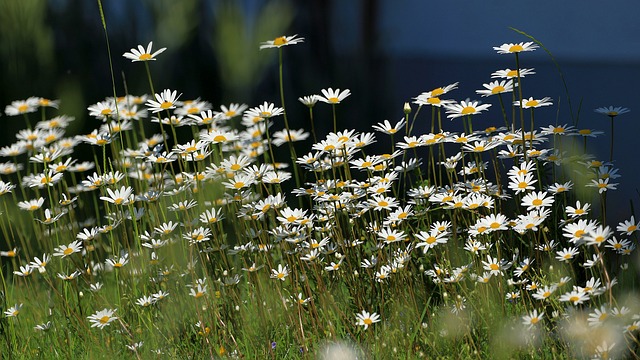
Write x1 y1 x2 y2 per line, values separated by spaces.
0 0 638 220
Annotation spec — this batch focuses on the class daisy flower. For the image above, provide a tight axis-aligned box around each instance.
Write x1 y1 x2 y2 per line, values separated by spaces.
444 100 491 119
491 68 536 79
355 310 380 330
53 240 83 258
146 89 180 113
87 308 118 329
565 200 590 218
520 191 554 211
616 216 639 235
587 178 618 193
372 119 406 135
4 303 22 317
493 42 538 54
559 290 589 305
123 41 166 62
415 229 448 253
514 97 553 109
270 264 289 281
259 34 304 49
5 98 39 116
594 106 630 117
298 95 319 107
100 186 135 206
475 80 513 97
317 88 351 104
522 309 544 329
555 247 579 262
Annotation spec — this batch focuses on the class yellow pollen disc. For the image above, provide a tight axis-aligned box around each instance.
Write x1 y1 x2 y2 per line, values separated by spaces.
361 161 372 168
628 225 637 232
338 136 348 143
17 104 29 113
230 164 241 171
597 183 607 189
574 230 585 238
477 226 487 233
490 264 499 270
114 198 124 205
186 146 197 153
607 111 618 116
532 199 543 206
491 86 505 94
569 296 579 302
431 88 444 96
328 97 340 103
28 205 38 211
286 215 297 222
96 139 107 145
324 145 335 151
187 107 199 114
45 135 56 143
506 70 518 77
557 187 566 192
453 202 463 208
195 292 204 298
160 101 173 109
579 129 592 135
40 176 50 184
277 273 285 279
426 236 436 244
574 209 584 215
273 36 287 46
456 137 467 143
518 182 528 189
525 100 539 107
461 106 476 115
490 222 500 229
101 108 112 115
233 182 244 189
99 315 110 324
156 157 166 163
504 134 515 141
114 263 123 268
378 201 389 207
364 318 373 325
398 213 407 219
387 235 396 242
427 97 441 104
553 127 565 133
139 53 152 60
509 44 524 52
530 317 539 324
474 146 485 151
408 141 418 147
63 248 74 255
594 236 604 243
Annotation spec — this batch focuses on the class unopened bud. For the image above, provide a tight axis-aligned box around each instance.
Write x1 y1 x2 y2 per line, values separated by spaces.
403 102 411 114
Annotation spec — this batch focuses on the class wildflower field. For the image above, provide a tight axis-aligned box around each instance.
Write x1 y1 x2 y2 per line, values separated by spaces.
0 10 639 359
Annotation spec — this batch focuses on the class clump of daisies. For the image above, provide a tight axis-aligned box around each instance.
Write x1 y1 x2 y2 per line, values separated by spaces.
0 35 637 359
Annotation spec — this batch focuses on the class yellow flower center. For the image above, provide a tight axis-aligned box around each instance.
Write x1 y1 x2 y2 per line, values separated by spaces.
378 201 389 207
530 317 539 324
607 111 618 116
491 86 505 94
286 215 298 222
627 225 637 232
509 44 524 52
233 182 245 189
277 273 285 279
63 248 74 255
532 199 543 206
273 36 287 46
386 235 396 242
506 70 518 77
328 97 340 103
431 88 444 96
363 318 373 326
101 108 112 115
525 100 539 107
579 129 592 135
139 53 152 60
427 97 440 105
425 236 436 244
160 101 173 109
490 222 501 229
99 315 110 324
18 104 29 112
490 264 499 271
461 106 476 115
569 296 579 303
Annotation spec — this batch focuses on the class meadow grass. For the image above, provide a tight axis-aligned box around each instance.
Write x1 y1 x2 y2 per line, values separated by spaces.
0 23 638 360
